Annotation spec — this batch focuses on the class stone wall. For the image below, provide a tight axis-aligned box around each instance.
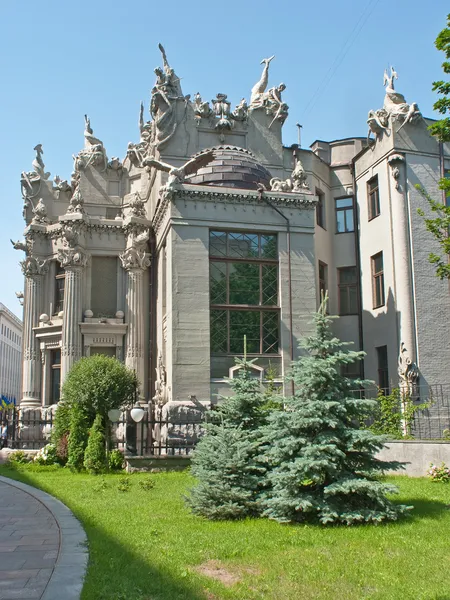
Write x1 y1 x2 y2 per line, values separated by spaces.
377 440 450 477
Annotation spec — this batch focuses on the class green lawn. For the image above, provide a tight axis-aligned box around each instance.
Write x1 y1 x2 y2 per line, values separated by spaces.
1 466 450 600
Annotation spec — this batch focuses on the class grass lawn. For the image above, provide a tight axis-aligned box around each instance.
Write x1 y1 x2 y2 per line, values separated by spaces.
1 466 449 600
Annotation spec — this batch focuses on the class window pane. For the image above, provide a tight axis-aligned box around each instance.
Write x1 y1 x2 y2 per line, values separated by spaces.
336 197 353 209
373 253 383 273
345 208 354 232
51 367 61 405
210 262 227 304
229 311 260 354
260 235 277 259
209 231 227 257
339 267 356 284
228 262 260 305
211 310 227 352
262 265 278 305
349 285 358 313
228 232 258 258
262 312 279 353
336 210 346 233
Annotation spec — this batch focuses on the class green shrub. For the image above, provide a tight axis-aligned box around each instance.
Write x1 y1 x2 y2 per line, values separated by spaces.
84 414 107 474
108 449 124 471
7 450 30 465
67 404 89 471
138 478 155 491
117 476 131 492
62 355 138 422
52 401 72 460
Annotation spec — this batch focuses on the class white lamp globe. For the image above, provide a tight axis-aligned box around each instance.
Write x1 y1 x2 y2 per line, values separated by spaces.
107 409 121 423
130 407 145 423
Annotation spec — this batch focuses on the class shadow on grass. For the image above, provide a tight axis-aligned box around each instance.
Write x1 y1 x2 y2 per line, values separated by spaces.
0 466 208 600
395 498 450 522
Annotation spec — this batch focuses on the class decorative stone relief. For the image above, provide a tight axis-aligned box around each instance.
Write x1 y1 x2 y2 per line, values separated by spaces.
249 56 289 127
232 98 248 122
193 92 213 125
10 238 30 254
142 151 215 191
108 157 123 173
20 256 49 278
57 248 89 269
59 223 81 248
270 159 309 192
398 341 419 392
119 247 151 271
368 67 421 144
153 353 169 406
128 192 146 218
387 153 405 191
31 198 50 224
66 184 85 214
150 44 185 150
72 115 108 172
212 93 232 131
20 145 51 222
53 175 72 196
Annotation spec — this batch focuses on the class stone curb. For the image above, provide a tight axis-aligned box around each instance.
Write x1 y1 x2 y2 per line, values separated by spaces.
0 475 88 600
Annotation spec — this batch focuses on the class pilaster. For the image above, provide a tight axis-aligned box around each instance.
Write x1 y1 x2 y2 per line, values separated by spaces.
20 257 49 407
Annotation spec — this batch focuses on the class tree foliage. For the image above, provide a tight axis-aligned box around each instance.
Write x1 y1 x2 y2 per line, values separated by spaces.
62 355 138 421
418 13 450 279
67 403 89 471
187 356 268 520
84 414 107 474
261 298 410 525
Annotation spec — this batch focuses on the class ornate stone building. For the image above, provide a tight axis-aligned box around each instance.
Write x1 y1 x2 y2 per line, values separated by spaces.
15 49 450 432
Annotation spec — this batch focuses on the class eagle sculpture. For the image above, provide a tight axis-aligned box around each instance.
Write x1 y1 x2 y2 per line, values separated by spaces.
142 150 215 187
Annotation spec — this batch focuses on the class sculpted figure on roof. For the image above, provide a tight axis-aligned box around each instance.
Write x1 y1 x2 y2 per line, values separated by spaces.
249 56 289 126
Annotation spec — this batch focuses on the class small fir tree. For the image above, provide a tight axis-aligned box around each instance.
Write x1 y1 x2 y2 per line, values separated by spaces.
187 344 268 520
261 297 410 525
67 403 88 471
84 414 107 474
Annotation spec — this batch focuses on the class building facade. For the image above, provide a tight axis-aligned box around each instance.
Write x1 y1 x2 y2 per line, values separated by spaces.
0 303 22 407
14 49 450 422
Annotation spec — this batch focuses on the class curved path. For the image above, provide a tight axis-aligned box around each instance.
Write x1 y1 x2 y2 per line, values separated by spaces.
0 475 88 600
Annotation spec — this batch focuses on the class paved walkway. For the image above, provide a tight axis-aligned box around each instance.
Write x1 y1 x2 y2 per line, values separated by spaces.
0 474 88 600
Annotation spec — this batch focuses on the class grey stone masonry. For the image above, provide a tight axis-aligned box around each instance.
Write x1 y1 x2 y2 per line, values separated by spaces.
0 476 88 600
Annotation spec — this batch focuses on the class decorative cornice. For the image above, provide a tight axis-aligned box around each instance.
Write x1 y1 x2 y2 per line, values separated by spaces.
152 184 316 233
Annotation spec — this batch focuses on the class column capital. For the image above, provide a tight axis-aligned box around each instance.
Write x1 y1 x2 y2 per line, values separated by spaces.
20 256 49 277
58 247 89 269
119 248 151 271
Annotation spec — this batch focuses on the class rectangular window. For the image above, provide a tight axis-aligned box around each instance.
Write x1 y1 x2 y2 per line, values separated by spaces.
376 345 389 393
335 197 354 233
50 349 61 405
318 261 327 302
371 252 385 308
91 257 118 318
210 231 279 355
54 264 65 314
338 267 358 315
316 189 325 229
368 176 380 220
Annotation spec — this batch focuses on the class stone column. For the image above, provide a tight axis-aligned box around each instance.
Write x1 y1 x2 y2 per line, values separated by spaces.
58 249 88 382
388 153 419 401
120 243 151 404
20 257 49 407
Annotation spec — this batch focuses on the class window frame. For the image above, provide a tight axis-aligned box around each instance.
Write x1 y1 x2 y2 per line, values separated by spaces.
316 188 326 229
367 175 381 221
337 266 359 315
209 230 280 356
376 345 389 394
318 261 327 303
371 252 385 309
54 263 65 315
335 196 355 234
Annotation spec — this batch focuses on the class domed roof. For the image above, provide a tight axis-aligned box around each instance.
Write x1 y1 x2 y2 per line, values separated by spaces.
185 146 272 190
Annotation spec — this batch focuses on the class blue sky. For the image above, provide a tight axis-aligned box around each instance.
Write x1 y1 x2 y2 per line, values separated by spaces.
0 0 448 318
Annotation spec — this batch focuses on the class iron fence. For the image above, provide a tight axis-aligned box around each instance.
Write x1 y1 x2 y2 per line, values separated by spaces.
1 384 449 454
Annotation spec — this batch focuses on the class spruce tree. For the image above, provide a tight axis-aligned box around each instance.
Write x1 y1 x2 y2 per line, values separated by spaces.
261 298 410 525
187 351 268 520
